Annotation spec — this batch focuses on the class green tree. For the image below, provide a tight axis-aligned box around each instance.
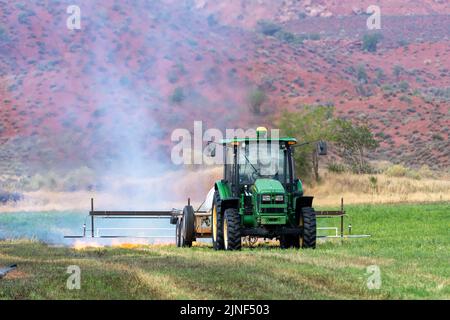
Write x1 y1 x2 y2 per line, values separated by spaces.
334 119 379 173
278 105 335 182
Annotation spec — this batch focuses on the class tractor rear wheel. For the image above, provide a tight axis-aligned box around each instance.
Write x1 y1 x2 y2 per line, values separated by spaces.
212 192 224 250
181 205 195 247
298 207 316 249
223 208 241 250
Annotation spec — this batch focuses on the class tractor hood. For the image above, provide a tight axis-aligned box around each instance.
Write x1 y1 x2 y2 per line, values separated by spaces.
253 179 285 194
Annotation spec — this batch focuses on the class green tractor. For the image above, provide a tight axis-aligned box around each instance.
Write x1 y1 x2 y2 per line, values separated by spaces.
208 128 327 250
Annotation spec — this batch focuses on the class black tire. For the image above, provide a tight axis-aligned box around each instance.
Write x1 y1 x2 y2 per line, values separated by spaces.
181 205 195 247
223 208 241 250
211 192 224 250
299 207 316 249
175 218 182 247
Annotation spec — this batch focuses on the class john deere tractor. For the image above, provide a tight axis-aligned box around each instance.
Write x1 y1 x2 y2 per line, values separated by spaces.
209 128 327 250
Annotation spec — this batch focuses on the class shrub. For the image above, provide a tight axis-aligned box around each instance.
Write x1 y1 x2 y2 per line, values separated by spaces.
362 33 382 52
406 170 421 180
393 65 404 78
204 67 221 84
308 33 320 41
256 20 305 45
369 176 378 192
397 39 409 47
418 165 435 178
351 162 375 174
256 20 282 36
355 84 372 97
18 12 30 24
357 65 368 84
0 26 9 42
167 70 179 83
374 68 385 84
275 30 296 43
327 162 346 173
385 164 408 177
399 81 409 92
170 87 185 104
399 95 412 104
247 88 266 114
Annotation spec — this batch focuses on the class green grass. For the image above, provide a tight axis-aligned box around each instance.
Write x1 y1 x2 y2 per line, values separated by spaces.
0 203 449 299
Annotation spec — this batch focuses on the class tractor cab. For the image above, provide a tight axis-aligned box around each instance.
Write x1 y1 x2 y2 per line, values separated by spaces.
221 135 299 196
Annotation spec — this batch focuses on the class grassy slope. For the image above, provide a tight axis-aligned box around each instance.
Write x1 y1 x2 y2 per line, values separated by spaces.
0 203 449 300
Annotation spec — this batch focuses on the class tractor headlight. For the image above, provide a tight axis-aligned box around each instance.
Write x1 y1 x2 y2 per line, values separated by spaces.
262 195 271 202
275 195 284 202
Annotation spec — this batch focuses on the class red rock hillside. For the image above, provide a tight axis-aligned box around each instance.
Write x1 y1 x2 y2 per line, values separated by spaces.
0 0 448 177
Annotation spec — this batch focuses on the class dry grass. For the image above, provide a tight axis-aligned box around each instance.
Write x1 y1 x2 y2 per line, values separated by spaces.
1 167 449 211
308 172 450 207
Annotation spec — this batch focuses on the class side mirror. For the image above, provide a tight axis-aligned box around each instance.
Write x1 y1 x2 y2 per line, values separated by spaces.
317 141 327 156
206 141 216 157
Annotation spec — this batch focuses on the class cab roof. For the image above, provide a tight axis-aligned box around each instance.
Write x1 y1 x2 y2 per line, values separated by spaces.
220 137 297 145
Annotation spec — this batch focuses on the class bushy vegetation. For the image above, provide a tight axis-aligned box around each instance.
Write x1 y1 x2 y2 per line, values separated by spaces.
0 25 9 42
247 87 266 115
8 167 97 192
256 20 312 45
333 119 379 174
279 105 335 182
256 20 282 36
385 164 408 177
385 164 435 180
356 65 368 84
421 86 450 102
170 87 185 104
362 33 383 52
327 162 347 173
393 65 404 78
279 106 379 180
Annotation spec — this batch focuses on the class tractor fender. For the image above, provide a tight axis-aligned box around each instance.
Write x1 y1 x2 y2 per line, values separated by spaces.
295 196 314 210
214 180 232 200
214 181 239 212
220 198 240 213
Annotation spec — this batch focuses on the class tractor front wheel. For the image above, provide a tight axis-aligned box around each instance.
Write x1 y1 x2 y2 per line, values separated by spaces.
223 208 241 250
289 207 317 249
298 207 316 249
